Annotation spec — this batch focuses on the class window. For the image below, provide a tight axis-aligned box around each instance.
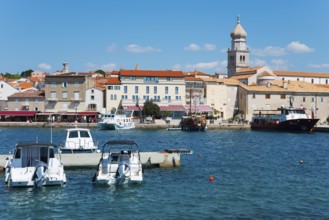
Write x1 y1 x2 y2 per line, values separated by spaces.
311 79 314 84
280 94 286 99
165 86 169 94
154 86 157 94
130 76 136 80
124 86 128 93
303 97 306 102
175 86 179 94
252 93 256 99
91 89 94 93
146 86 150 94
326 79 328 84
135 86 138 94
51 92 56 100
75 82 79 88
121 76 125 80
0 84 3 88
62 82 68 88
265 94 270 99
114 86 120 90
297 78 299 81
108 86 113 90
51 82 56 88
62 92 67 99
74 92 79 100
321 97 324 103
311 97 315 102
63 103 67 111
91 95 94 100
167 77 173 81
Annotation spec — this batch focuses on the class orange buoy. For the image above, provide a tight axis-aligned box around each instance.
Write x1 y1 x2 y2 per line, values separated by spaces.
209 176 214 182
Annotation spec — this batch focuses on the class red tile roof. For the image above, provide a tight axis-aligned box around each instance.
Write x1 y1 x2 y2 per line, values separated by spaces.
106 77 121 85
273 70 329 78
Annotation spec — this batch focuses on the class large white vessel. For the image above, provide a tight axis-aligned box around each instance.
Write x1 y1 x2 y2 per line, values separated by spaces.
98 113 135 130
4 142 67 187
59 128 99 153
92 140 143 185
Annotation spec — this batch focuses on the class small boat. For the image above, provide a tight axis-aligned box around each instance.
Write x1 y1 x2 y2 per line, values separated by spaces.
59 128 99 153
250 100 319 132
180 115 207 131
4 142 67 187
98 113 135 130
92 140 143 185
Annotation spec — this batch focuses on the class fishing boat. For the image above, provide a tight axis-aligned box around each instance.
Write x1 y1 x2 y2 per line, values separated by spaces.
98 113 135 130
250 99 319 132
180 115 207 131
4 142 67 187
59 128 99 153
92 140 143 185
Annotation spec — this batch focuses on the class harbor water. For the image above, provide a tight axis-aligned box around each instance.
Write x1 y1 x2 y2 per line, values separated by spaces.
0 127 328 219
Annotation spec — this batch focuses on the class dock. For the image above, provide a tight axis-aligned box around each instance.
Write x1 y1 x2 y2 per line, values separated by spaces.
0 149 193 170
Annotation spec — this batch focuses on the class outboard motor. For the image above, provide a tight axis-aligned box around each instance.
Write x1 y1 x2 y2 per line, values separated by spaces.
34 161 48 187
116 160 130 184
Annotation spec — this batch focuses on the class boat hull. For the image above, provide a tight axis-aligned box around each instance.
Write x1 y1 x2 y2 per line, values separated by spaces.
250 118 319 132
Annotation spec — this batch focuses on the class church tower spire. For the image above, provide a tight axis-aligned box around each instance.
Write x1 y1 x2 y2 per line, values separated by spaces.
227 16 250 78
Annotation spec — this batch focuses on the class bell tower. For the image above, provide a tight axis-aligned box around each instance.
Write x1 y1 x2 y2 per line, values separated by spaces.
227 16 250 78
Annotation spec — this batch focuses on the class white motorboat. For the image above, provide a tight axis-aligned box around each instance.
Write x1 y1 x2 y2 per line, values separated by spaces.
98 113 135 130
92 140 143 185
4 142 67 187
59 128 99 153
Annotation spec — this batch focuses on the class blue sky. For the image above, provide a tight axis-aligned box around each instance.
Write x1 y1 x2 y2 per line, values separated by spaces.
1 0 329 75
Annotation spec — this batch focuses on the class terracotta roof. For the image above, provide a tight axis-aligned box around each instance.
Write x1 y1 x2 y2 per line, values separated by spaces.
241 80 329 93
273 70 329 78
258 71 273 77
230 74 253 80
19 82 33 89
184 77 203 81
8 90 45 98
28 77 45 82
236 66 264 73
106 77 121 85
185 70 209 76
120 70 184 77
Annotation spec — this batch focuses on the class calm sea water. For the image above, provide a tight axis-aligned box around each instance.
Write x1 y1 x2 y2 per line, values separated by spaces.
0 127 328 219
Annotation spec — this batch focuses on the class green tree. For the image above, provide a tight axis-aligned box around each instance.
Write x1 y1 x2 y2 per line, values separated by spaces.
142 100 160 118
20 69 33 78
95 69 105 76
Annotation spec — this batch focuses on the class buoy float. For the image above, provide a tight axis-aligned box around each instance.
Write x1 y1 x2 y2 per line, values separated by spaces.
299 160 304 164
209 176 214 182
198 153 202 157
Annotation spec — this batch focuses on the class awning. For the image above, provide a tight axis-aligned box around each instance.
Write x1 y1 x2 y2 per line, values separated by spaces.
160 105 186 111
184 105 213 112
78 111 100 116
0 111 38 116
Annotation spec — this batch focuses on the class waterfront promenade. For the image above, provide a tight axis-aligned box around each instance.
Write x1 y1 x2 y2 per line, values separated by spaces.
0 120 250 130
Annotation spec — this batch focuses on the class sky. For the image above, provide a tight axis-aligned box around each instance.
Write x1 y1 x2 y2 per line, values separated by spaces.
1 0 329 75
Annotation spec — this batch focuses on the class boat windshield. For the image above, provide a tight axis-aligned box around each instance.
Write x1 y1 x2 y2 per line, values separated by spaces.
287 109 305 114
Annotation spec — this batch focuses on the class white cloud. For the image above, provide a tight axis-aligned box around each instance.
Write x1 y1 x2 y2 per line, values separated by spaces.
185 61 219 70
184 43 201 51
253 59 267 66
185 43 217 51
126 44 161 53
253 46 286 57
171 64 182 70
270 59 289 70
204 43 216 51
38 63 51 70
101 63 117 71
85 62 97 69
286 41 314 53
309 63 329 68
106 44 117 52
